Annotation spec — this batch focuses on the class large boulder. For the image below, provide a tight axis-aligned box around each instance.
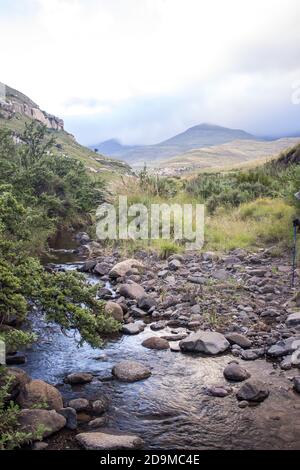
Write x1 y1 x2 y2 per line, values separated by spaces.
18 409 66 439
236 380 269 402
119 283 145 300
105 301 124 322
17 379 63 411
109 259 143 279
65 372 93 385
223 362 250 382
180 330 229 355
142 337 169 350
112 360 151 382
76 431 143 450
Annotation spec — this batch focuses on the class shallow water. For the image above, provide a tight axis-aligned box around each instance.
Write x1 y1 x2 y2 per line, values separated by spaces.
20 248 300 449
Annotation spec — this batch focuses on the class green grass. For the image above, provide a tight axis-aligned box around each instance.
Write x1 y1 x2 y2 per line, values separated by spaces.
205 198 296 252
0 114 131 179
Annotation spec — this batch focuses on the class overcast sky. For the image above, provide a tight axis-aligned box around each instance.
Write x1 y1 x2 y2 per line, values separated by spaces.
1 0 300 145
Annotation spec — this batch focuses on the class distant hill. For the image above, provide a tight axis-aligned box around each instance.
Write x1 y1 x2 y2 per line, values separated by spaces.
156 137 300 176
94 139 139 157
0 83 132 178
93 123 257 165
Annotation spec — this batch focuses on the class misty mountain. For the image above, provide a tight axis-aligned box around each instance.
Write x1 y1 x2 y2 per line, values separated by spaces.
93 123 257 164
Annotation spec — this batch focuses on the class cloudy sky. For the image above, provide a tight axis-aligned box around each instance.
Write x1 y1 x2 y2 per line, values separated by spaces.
1 0 300 145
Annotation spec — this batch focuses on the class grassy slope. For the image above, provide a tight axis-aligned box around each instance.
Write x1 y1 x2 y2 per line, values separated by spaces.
157 137 300 173
0 113 131 181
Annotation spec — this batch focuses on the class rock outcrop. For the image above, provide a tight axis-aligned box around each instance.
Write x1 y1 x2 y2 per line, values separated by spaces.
0 85 64 130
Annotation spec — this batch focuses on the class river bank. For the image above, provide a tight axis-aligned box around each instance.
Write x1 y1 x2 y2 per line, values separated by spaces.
9 236 300 450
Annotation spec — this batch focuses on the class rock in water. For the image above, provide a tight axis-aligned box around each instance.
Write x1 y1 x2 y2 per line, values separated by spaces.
76 431 143 450
58 407 77 430
68 398 89 411
236 380 269 402
119 282 145 300
65 372 93 385
142 337 169 350
18 409 66 439
92 398 109 415
223 363 250 382
17 379 63 410
112 360 151 382
105 301 124 322
109 259 143 278
122 322 145 335
179 330 229 355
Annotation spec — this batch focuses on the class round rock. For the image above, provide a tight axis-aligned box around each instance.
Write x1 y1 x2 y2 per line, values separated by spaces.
142 337 169 350
112 360 151 382
223 363 251 382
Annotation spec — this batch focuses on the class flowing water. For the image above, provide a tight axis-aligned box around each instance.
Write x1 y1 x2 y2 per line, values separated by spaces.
20 247 300 450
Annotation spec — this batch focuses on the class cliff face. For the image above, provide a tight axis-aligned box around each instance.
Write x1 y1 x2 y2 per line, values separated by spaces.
0 84 64 131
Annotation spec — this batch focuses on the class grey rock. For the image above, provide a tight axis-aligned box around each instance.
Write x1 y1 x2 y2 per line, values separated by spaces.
58 407 77 430
142 336 169 350
109 259 143 279
93 263 110 276
225 333 252 349
206 386 231 397
119 282 145 300
191 305 201 315
122 322 145 335
212 269 229 281
105 301 124 322
138 295 157 311
92 398 109 415
68 398 89 411
236 380 269 402
150 321 166 331
293 377 300 393
168 259 181 271
18 409 66 439
286 312 300 327
76 431 143 450
180 330 229 355
65 372 93 385
223 363 250 382
241 348 264 361
88 416 108 429
17 379 63 411
112 360 151 382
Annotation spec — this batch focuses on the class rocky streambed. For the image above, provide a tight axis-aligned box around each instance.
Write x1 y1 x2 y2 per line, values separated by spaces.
10 238 300 449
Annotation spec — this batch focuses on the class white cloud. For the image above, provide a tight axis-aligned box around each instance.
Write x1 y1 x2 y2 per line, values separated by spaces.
1 0 300 143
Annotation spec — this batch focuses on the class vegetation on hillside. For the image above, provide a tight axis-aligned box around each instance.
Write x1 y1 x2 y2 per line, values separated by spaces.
112 145 300 255
0 123 121 448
